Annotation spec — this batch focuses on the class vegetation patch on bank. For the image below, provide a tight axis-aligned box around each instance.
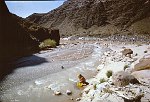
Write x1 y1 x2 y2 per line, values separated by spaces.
39 39 56 49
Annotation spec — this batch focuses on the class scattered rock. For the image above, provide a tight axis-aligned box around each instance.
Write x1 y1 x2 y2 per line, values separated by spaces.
135 53 138 56
84 89 90 94
70 98 73 100
54 91 61 95
66 90 72 95
46 85 51 90
76 98 81 101
122 94 144 102
112 71 139 87
61 66 64 69
122 49 133 56
144 50 148 53
104 51 111 56
97 69 100 72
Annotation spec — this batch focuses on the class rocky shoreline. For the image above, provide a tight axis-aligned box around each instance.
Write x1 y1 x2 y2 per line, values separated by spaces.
76 41 150 102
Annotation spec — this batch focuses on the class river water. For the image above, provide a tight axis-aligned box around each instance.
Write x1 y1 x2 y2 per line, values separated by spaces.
0 43 104 102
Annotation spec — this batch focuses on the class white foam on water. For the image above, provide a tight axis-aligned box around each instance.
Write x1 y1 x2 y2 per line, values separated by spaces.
1 44 104 102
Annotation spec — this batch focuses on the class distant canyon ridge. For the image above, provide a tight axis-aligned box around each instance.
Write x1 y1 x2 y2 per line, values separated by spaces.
26 0 150 37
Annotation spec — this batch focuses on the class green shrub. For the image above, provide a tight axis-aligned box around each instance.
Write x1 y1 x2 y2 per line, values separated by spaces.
93 84 97 90
100 78 106 83
103 88 113 94
106 70 113 78
39 39 56 48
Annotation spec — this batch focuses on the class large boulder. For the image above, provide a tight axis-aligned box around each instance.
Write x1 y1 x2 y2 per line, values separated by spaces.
112 71 139 87
133 54 150 71
132 69 150 85
132 70 150 79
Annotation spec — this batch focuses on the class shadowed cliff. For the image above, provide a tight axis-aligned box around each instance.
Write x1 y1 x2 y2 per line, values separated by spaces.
0 1 60 80
0 1 60 62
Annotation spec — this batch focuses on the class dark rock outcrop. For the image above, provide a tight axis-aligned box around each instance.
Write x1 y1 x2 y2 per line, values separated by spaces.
26 0 150 36
11 14 60 45
0 1 39 62
0 1 60 62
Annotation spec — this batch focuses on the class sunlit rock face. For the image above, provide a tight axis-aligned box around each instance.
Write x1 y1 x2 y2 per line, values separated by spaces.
134 54 150 71
26 0 150 36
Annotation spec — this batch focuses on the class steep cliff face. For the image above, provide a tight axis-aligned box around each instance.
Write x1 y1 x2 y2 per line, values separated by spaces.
0 1 60 62
0 1 38 62
26 0 150 36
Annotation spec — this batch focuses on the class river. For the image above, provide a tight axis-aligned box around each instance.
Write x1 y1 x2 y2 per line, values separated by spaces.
0 41 104 102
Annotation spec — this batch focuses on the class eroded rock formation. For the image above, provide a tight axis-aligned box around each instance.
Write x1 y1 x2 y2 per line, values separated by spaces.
0 1 60 62
26 0 150 36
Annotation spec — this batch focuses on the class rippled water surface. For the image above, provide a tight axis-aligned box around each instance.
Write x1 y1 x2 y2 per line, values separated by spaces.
0 43 104 102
